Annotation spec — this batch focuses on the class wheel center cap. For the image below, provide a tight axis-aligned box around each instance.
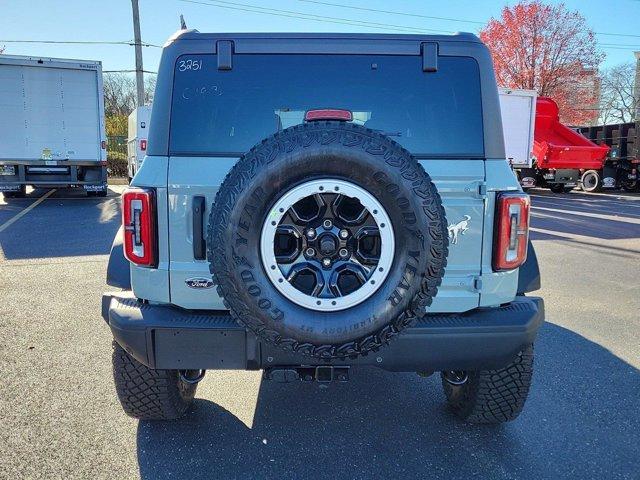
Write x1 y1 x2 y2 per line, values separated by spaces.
319 234 337 255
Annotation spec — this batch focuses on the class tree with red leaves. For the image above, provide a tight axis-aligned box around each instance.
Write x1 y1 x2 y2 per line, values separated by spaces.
480 1 605 125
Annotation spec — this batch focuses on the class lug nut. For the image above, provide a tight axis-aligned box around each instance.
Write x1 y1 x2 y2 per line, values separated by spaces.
339 248 349 258
322 258 331 268
306 228 316 239
323 219 333 229
305 247 316 257
339 229 349 239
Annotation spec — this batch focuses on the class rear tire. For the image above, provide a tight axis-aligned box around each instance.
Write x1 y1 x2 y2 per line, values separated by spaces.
581 170 602 193
549 184 572 193
621 179 638 192
112 341 197 420
441 345 534 424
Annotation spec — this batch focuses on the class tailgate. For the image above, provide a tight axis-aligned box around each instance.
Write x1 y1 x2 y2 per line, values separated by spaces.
167 157 485 313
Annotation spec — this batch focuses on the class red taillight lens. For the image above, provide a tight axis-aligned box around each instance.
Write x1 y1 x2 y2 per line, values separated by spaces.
493 192 530 271
305 109 353 122
139 139 147 151
122 187 157 267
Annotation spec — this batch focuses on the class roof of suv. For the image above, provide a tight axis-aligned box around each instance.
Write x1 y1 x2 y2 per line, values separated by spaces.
165 29 482 45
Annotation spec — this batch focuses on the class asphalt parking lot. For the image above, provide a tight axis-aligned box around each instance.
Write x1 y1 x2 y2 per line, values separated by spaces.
1 186 639 479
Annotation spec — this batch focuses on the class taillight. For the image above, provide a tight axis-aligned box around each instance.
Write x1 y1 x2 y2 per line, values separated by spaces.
122 187 157 267
493 192 530 271
305 109 353 122
139 139 147 151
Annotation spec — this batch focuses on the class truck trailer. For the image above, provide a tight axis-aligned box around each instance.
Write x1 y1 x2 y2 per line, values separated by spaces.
498 88 537 188
0 55 107 197
126 105 151 183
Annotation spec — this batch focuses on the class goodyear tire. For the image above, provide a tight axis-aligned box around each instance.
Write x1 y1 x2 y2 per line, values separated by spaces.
441 345 534 424
208 121 448 359
112 342 197 420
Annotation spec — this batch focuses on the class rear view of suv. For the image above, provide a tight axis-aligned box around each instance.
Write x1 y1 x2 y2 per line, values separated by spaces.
102 31 543 424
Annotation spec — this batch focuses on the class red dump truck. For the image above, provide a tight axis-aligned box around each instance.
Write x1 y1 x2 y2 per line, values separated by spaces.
506 95 610 193
532 97 609 193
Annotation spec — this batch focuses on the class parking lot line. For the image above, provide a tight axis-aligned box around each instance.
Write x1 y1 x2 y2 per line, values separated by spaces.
532 205 640 224
0 189 56 233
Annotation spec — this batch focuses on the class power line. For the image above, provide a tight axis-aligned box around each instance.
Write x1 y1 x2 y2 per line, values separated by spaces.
598 43 640 48
595 32 640 39
297 0 640 40
103 69 158 74
297 0 483 25
178 0 452 34
599 45 640 51
0 39 161 48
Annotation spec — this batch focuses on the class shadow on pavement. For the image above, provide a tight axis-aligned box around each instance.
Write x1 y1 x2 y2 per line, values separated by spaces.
136 323 640 479
0 188 121 260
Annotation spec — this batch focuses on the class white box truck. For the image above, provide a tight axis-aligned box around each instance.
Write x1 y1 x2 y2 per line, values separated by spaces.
126 105 151 182
0 55 107 197
498 88 537 188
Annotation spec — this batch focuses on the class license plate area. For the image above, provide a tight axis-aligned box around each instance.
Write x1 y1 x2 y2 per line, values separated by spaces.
26 166 69 174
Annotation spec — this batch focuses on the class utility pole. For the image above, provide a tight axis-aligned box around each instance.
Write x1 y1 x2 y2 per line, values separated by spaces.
634 51 640 122
131 0 145 108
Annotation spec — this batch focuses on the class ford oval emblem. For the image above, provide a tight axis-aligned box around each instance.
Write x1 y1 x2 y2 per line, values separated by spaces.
185 277 215 289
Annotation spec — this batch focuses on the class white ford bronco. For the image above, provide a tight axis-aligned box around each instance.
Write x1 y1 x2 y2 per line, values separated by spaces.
102 30 543 424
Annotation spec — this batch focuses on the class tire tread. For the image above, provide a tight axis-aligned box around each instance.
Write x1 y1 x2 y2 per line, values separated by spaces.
111 342 196 420
441 345 534 424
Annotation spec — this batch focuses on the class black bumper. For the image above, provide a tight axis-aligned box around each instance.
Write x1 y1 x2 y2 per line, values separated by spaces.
102 293 544 372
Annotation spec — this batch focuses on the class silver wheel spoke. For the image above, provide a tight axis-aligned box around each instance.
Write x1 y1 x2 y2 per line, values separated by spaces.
260 179 394 312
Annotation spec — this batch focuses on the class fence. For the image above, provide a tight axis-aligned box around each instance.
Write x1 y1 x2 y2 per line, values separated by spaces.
107 135 128 177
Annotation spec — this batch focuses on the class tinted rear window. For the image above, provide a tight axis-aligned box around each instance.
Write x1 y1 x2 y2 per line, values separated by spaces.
169 54 483 157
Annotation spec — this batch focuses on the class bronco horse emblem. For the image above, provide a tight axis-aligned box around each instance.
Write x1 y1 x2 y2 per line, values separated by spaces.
447 215 471 245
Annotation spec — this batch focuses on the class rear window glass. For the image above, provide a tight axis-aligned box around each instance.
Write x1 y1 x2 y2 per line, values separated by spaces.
169 54 483 157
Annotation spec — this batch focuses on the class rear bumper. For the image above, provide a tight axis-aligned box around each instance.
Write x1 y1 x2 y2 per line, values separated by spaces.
102 293 544 372
0 161 106 190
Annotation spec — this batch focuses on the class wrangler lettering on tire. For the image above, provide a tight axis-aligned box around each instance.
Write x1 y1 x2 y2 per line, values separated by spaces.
208 121 448 359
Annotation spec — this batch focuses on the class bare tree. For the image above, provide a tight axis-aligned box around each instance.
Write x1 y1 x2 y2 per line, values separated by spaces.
103 72 156 117
103 72 137 117
599 62 637 124
144 75 156 105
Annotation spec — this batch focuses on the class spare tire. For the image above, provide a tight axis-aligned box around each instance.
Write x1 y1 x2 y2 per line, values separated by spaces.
208 121 448 359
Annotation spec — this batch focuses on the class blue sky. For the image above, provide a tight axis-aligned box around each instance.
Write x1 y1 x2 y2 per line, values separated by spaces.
1 0 638 73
